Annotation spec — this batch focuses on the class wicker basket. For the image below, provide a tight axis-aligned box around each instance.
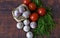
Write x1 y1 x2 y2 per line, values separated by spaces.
12 4 30 22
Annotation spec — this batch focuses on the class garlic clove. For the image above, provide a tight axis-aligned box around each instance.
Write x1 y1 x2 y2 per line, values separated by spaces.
22 11 30 18
26 31 33 38
14 10 20 17
23 19 30 26
16 22 24 29
19 6 26 13
23 25 30 32
30 22 37 29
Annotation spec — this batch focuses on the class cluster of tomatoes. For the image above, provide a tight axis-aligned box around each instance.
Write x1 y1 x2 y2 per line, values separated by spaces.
23 0 46 22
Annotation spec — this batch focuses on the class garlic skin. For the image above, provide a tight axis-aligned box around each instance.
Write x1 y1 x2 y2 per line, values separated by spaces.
23 19 30 26
22 11 30 18
16 22 23 29
23 25 30 32
30 22 37 29
26 31 33 38
19 6 25 13
14 10 20 17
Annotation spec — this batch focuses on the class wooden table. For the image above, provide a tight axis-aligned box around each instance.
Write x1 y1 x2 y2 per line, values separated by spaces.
0 0 60 38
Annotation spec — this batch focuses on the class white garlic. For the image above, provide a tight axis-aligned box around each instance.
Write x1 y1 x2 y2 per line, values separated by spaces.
16 22 23 29
22 11 30 18
19 6 25 13
23 19 30 26
26 31 33 38
30 22 37 29
14 10 20 17
23 25 30 32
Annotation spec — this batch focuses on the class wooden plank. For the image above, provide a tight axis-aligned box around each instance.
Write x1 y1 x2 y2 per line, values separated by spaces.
0 0 60 38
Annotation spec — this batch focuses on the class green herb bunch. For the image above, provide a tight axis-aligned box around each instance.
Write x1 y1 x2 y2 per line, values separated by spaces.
31 0 55 38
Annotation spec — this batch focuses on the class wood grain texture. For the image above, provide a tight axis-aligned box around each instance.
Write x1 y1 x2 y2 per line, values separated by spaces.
0 0 60 38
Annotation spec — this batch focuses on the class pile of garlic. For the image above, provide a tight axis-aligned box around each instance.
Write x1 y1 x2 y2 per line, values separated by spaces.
12 4 37 38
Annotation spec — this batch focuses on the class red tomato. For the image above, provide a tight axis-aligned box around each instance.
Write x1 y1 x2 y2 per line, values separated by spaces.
29 3 36 11
23 0 31 5
38 8 46 16
30 13 38 21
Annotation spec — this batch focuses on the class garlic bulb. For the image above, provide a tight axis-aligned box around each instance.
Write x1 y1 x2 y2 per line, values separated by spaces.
26 31 33 38
22 11 30 18
14 10 20 17
23 25 30 32
30 22 37 29
23 19 30 26
19 6 25 13
16 22 23 29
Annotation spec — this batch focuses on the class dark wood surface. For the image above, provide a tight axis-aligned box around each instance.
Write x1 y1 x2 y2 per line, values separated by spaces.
0 0 60 38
